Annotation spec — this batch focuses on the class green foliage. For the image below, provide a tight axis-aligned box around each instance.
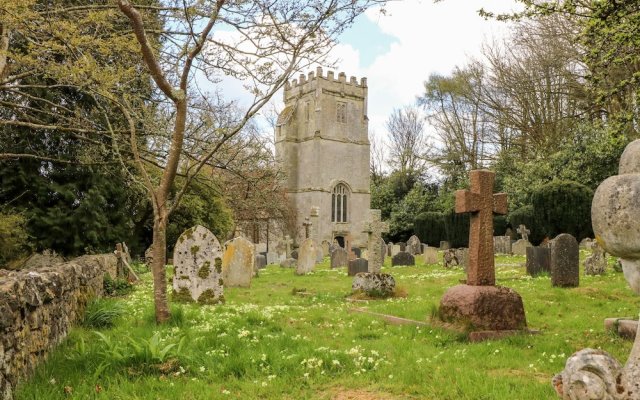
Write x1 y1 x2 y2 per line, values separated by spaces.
443 209 470 248
413 212 446 247
82 298 125 329
508 205 544 244
103 274 133 297
0 212 30 266
531 180 594 241
493 215 508 236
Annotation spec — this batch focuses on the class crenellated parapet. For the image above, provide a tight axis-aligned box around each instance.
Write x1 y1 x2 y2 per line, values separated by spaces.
284 67 367 102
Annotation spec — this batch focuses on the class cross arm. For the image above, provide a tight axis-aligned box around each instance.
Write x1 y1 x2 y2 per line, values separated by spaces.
455 190 480 213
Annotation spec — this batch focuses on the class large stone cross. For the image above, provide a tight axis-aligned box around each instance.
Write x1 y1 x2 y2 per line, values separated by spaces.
455 170 507 286
302 217 312 239
517 224 530 242
363 209 389 273
284 235 294 258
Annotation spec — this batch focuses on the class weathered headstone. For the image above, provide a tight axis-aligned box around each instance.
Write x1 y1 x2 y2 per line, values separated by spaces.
280 258 296 268
348 258 369 276
321 240 331 257
423 247 439 265
391 251 415 267
579 237 593 249
440 241 451 250
172 225 224 304
517 224 530 242
296 238 317 275
438 169 526 332
407 235 421 255
443 249 459 269
526 246 551 276
291 249 298 260
550 233 579 287
397 242 407 252
330 247 348 268
283 235 294 258
493 236 512 254
222 237 255 288
584 241 607 276
391 245 401 257
266 251 279 265
316 247 324 263
455 248 469 269
362 209 389 273
352 272 396 297
255 254 267 271
512 239 532 256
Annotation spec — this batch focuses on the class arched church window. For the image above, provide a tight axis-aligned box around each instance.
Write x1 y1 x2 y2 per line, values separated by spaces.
331 184 349 222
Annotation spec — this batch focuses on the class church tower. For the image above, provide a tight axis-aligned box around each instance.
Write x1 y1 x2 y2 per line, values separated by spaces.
275 67 371 248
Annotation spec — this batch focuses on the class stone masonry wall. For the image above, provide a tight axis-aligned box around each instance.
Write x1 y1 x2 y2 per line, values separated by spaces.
0 254 117 400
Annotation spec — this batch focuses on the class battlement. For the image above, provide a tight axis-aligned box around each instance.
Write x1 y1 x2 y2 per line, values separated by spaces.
284 67 367 93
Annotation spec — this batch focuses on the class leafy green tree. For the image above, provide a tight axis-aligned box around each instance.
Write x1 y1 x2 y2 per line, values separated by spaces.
0 212 30 266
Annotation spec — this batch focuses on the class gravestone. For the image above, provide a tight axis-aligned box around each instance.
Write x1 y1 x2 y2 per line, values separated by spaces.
407 235 422 255
440 241 451 250
266 252 279 265
330 247 348 269
348 258 369 276
397 242 407 252
550 233 579 287
493 236 512 254
316 247 324 263
291 249 298 260
283 235 294 258
387 242 393 256
443 249 459 269
584 241 607 275
455 248 469 269
296 238 317 275
321 240 330 257
280 258 296 268
172 225 224 304
362 209 389 273
512 239 532 256
391 251 415 267
438 170 526 332
526 246 551 276
255 243 267 253
222 237 256 288
255 254 267 271
517 224 530 241
579 237 593 249
423 247 439 265
391 245 401 257
352 272 396 297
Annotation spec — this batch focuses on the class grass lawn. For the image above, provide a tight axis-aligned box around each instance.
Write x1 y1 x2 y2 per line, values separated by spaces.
16 251 639 399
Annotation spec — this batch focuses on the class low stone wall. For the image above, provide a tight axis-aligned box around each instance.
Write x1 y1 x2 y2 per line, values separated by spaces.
0 254 117 400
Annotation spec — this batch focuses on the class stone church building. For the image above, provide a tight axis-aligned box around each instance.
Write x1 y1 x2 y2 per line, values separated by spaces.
275 67 371 248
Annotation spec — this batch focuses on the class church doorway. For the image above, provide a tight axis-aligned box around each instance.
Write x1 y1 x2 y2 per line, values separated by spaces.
333 235 345 248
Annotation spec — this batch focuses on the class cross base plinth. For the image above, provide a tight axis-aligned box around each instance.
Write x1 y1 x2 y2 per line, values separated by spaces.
439 285 527 332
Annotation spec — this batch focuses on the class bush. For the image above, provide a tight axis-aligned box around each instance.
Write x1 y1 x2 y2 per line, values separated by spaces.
103 274 133 296
443 209 469 248
493 215 508 236
414 212 446 247
531 180 594 241
83 298 125 329
0 212 30 267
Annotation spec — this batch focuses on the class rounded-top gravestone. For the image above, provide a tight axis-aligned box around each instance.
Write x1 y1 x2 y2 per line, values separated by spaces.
173 225 224 304
407 235 421 255
550 233 579 287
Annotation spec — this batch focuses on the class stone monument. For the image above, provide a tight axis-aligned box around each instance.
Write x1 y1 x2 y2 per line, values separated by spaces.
362 209 388 273
222 237 255 288
172 225 224 304
438 170 526 333
584 241 607 276
550 233 579 287
295 238 317 275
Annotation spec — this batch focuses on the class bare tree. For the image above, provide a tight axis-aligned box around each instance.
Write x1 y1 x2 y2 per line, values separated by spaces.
385 106 430 177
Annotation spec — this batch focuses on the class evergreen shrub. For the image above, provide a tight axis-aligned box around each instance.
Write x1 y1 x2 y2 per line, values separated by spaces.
413 212 446 247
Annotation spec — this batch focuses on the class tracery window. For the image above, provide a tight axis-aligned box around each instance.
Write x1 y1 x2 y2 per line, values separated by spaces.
331 184 349 222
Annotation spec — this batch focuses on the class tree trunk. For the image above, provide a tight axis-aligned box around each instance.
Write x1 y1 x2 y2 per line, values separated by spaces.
151 202 171 323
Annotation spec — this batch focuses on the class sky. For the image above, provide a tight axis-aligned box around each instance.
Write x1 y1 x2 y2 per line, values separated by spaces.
330 0 522 143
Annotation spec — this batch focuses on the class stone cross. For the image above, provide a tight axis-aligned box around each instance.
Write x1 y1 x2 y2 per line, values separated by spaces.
284 235 294 258
455 169 507 286
302 217 312 239
517 224 530 242
363 209 389 273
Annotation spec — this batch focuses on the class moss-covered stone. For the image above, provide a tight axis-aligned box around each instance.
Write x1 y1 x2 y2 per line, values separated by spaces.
197 289 224 305
190 245 200 255
214 257 222 273
172 287 194 303
198 261 211 279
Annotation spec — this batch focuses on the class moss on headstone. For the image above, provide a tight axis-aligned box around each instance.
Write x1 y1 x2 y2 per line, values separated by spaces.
198 261 211 279
214 257 222 273
172 287 194 303
197 289 224 305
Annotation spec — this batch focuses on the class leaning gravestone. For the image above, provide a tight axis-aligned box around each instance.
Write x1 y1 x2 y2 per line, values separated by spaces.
512 239 532 256
222 237 255 288
423 247 439 265
391 251 415 267
331 247 348 268
526 246 551 276
551 233 579 287
584 241 607 275
173 225 224 304
348 258 369 276
296 239 317 275
407 235 422 255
